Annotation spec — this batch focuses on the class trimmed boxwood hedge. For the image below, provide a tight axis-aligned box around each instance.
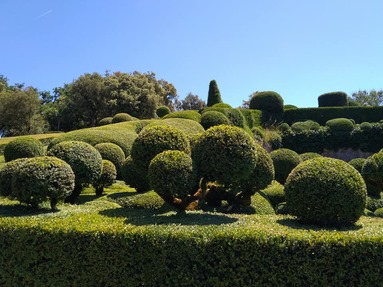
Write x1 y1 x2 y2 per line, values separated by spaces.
163 110 202 123
200 110 230 130
4 137 45 162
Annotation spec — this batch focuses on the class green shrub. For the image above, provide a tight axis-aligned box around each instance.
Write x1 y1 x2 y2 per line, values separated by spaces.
260 181 285 209
200 111 230 130
207 80 222 107
240 143 275 195
192 125 257 186
263 129 282 150
121 156 150 193
270 148 302 184
93 160 117 196
0 158 29 196
131 125 190 170
348 158 366 173
277 123 290 132
281 127 329 154
156 106 170 118
374 207 383 217
275 201 289 215
148 150 197 208
94 142 125 178
300 152 322 162
4 137 45 162
318 91 348 107
366 196 383 212
112 113 136 123
47 141 103 203
284 104 298 109
325 118 354 135
249 91 284 113
360 122 372 131
285 157 367 226
361 150 383 197
239 108 262 129
10 156 75 210
291 120 320 132
163 110 202 123
97 117 113 126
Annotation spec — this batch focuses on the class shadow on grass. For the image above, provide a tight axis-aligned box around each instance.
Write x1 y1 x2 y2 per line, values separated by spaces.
0 204 57 217
277 218 363 231
99 207 238 226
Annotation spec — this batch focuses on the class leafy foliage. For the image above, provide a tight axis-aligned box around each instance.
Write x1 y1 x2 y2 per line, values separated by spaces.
249 91 284 113
200 111 230 130
156 106 170 117
361 150 383 197
4 137 45 162
93 160 117 196
318 91 348 107
207 80 222 107
112 113 136 123
270 148 302 184
94 142 125 178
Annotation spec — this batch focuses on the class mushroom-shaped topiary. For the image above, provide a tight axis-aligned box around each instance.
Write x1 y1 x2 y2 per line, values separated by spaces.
47 140 103 203
285 157 367 226
94 142 125 178
156 106 170 118
148 150 197 210
318 91 348 107
10 156 75 210
270 148 302 184
200 111 230 130
249 91 284 113
0 158 29 196
93 160 117 196
4 137 45 162
361 150 383 197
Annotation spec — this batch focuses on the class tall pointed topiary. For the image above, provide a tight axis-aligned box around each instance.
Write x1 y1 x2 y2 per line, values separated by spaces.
207 80 222 107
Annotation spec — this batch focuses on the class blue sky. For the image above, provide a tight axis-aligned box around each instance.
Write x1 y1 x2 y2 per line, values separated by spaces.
1 0 382 108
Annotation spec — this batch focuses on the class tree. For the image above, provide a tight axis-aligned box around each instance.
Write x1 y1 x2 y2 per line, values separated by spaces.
207 80 222 107
176 93 206 110
351 89 383 106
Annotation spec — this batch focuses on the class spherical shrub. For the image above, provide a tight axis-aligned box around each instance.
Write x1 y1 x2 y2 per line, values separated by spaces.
291 120 320 132
200 111 230 130
277 123 290 132
112 113 136 123
98 117 113 126
94 142 125 177
325 118 354 135
285 157 367 226
0 158 29 196
261 181 285 209
148 150 196 200
192 125 257 185
163 110 202 123
156 106 170 118
4 137 45 162
225 108 246 128
121 156 151 192
249 91 284 113
361 150 383 197
93 160 117 196
270 148 302 184
360 122 372 131
131 125 190 170
300 152 322 162
11 156 75 210
366 197 383 212
318 91 348 107
47 141 103 203
348 158 366 173
240 143 275 194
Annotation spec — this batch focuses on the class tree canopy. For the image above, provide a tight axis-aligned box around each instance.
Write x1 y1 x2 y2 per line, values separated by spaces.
351 90 383 106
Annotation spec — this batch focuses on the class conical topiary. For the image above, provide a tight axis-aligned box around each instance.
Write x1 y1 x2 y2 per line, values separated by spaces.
207 80 222 107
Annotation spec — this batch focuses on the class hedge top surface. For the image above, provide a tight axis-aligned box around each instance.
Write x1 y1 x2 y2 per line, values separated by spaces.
4 136 45 162
249 91 284 113
318 91 348 107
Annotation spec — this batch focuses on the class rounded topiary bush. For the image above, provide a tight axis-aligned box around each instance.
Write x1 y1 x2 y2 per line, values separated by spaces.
200 111 230 130
192 125 257 186
261 181 285 209
0 158 29 196
285 157 367 226
277 123 290 132
348 158 366 173
131 125 190 170
366 197 383 212
156 106 170 118
270 148 302 184
93 160 117 196
94 142 125 178
121 156 151 193
249 91 284 113
112 113 136 123
300 152 322 162
360 122 372 131
47 140 103 203
98 117 113 126
361 150 383 197
325 118 354 135
163 111 202 123
11 156 75 210
148 150 196 206
318 91 348 107
4 137 45 162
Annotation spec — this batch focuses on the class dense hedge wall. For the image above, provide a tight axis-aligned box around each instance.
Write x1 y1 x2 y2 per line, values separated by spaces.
284 106 383 125
0 207 382 287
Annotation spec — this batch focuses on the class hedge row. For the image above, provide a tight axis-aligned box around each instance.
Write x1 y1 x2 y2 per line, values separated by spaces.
283 106 383 125
0 209 381 287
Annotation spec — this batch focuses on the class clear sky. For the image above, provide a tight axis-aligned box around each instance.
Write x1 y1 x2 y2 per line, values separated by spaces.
1 0 382 108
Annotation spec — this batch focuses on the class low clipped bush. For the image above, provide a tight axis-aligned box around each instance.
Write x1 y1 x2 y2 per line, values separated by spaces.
93 160 117 196
263 129 282 150
145 118 205 140
300 152 322 162
10 156 75 210
156 106 170 118
97 117 113 126
112 113 136 123
163 110 202 123
325 118 354 135
291 120 320 132
192 125 257 186
270 148 302 184
374 207 383 217
131 125 190 170
318 91 348 107
148 150 197 209
285 157 367 226
47 141 103 203
249 91 284 113
348 158 366 173
121 156 150 193
0 158 29 196
361 150 383 197
366 196 383 212
360 122 372 131
94 142 125 178
260 181 285 209
200 111 230 130
277 123 290 132
4 137 45 162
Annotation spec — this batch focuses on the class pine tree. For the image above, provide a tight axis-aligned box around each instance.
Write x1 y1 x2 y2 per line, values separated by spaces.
207 80 222 107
